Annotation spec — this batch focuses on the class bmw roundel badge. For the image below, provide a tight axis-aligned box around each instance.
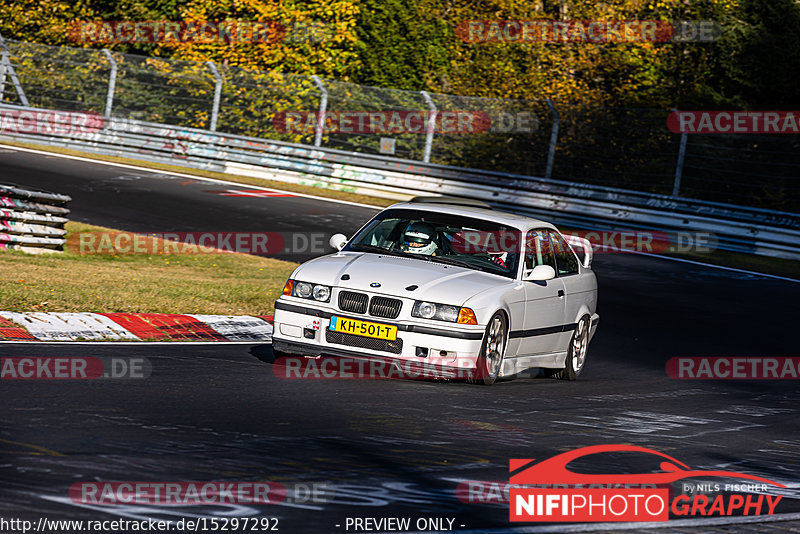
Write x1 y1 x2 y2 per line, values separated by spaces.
370 282 381 288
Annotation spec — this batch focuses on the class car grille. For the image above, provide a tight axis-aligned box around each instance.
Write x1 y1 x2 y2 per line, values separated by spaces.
369 296 402 319
338 291 402 319
338 291 368 314
325 330 403 354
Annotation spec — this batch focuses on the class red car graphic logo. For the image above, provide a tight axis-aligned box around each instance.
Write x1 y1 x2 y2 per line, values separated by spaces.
510 444 785 487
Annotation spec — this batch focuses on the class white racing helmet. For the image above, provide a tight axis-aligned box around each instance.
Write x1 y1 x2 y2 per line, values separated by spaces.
401 221 437 255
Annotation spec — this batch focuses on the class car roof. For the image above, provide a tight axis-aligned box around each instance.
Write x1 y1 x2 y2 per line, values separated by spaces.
386 200 557 231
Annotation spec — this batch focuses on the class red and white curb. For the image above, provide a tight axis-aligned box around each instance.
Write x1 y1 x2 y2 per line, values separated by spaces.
0 312 274 342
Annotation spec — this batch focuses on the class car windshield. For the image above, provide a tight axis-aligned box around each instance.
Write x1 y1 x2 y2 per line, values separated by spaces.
343 208 521 279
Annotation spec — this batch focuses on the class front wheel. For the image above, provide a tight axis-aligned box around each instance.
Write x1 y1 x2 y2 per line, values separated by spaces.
473 312 508 385
552 315 590 381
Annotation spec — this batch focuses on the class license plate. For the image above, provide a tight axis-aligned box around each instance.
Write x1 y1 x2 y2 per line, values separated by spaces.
329 316 397 340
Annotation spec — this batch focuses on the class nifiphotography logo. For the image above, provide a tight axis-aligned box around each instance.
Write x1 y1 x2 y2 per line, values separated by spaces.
509 445 784 522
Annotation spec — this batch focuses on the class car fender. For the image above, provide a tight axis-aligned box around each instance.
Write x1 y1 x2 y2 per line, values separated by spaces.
570 303 593 326
462 284 525 358
570 303 599 345
462 283 521 326
567 302 594 323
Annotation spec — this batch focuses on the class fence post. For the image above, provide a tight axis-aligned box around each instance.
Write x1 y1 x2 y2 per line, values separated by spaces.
420 91 437 163
0 31 5 104
673 120 687 197
101 49 117 119
206 61 223 132
0 35 29 107
311 75 328 147
545 99 559 181
0 53 6 102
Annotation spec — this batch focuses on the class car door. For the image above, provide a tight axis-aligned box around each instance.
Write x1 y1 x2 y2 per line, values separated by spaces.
517 229 567 356
549 230 595 349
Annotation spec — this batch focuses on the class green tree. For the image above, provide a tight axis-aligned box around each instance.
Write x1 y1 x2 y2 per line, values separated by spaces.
702 0 800 109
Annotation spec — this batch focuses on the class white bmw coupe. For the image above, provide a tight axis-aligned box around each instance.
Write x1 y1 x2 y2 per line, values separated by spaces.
272 197 599 384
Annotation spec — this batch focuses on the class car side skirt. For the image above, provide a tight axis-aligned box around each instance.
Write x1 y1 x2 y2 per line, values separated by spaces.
502 351 569 376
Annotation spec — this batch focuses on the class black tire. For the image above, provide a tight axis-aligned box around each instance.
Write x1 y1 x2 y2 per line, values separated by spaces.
552 315 590 381
472 312 508 385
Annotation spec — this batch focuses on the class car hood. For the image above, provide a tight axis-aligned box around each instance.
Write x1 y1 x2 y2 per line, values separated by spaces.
293 252 510 306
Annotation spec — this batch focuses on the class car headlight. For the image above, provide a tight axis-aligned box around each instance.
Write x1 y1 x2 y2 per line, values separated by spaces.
412 301 461 322
286 280 331 303
295 281 313 298
312 285 330 302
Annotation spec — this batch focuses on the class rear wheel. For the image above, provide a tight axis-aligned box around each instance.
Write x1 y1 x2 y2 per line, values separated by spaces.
552 315 590 381
473 312 508 385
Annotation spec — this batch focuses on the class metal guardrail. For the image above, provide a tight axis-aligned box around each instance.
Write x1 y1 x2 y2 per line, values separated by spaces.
0 103 798 260
0 182 70 253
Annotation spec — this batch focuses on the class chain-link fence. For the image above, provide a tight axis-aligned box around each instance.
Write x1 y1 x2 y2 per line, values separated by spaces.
1 38 797 213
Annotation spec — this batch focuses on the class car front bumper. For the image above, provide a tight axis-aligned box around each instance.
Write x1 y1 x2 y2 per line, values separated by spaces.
272 299 485 370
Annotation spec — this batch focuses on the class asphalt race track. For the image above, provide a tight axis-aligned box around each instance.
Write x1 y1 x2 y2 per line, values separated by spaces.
2 146 800 533
0 146 378 262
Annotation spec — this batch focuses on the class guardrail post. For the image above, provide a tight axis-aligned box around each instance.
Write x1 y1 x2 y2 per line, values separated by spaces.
545 99 559 181
311 75 328 147
0 34 30 107
420 91 437 163
206 61 223 131
673 130 688 197
101 49 117 119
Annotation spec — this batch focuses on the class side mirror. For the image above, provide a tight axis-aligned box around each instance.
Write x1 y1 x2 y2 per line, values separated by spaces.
524 265 556 281
329 233 348 251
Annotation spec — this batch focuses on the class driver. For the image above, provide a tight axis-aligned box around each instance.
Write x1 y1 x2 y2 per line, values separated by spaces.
400 221 438 255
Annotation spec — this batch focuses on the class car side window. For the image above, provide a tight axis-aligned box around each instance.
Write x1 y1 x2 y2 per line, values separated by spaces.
549 231 579 276
524 229 557 272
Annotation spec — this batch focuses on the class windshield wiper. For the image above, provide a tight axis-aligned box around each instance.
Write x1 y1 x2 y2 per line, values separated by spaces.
349 244 412 258
428 256 474 269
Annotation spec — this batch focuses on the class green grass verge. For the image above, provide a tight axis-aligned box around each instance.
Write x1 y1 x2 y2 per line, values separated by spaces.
0 222 298 315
